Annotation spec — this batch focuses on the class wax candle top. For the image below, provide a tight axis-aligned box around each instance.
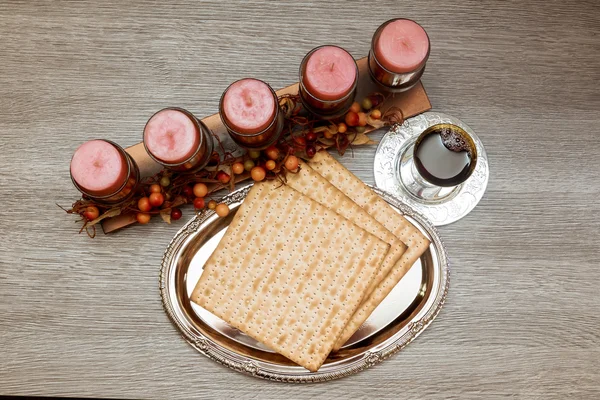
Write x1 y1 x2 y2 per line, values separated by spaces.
70 140 128 196
222 78 276 134
143 109 200 164
375 19 429 73
303 46 357 101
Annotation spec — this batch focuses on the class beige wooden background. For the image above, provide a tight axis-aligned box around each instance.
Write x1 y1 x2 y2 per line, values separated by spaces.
1 0 599 398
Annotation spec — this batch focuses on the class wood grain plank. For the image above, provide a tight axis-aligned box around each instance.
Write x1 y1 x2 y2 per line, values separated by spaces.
0 0 599 398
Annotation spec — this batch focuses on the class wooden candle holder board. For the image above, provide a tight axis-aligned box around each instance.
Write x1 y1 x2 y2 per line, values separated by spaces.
101 57 432 233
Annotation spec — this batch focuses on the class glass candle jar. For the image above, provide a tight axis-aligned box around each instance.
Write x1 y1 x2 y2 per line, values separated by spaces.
143 107 214 172
299 45 358 119
219 78 283 150
70 139 140 205
368 18 430 92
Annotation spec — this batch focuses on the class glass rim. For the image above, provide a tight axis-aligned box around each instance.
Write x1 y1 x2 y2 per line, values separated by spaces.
219 78 280 138
413 123 478 184
142 107 210 168
298 44 359 104
69 139 133 199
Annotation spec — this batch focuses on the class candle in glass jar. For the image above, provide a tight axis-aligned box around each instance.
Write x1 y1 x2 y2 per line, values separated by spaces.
369 19 430 92
302 46 357 101
144 108 200 164
299 45 358 118
143 107 213 171
374 19 429 73
220 78 282 149
70 139 139 204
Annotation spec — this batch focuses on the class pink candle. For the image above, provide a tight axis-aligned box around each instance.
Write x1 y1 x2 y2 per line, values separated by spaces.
70 140 129 197
144 108 200 164
374 19 429 73
302 46 357 101
221 78 276 135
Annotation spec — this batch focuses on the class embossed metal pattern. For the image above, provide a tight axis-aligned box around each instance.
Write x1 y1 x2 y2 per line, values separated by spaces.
160 184 449 382
374 112 490 226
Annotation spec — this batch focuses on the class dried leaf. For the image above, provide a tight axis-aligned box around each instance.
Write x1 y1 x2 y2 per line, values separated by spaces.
317 138 335 146
348 133 376 146
160 209 171 224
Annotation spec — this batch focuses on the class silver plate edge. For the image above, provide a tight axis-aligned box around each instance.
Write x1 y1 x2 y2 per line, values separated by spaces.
159 184 450 383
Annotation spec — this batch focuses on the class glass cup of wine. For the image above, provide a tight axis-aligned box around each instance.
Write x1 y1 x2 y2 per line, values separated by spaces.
398 123 477 202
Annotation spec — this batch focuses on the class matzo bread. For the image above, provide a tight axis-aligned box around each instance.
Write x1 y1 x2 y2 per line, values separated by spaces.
308 151 430 350
285 161 406 297
191 180 390 371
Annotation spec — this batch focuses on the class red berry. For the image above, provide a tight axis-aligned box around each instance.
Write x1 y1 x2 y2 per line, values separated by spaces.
138 197 152 212
305 131 317 142
182 186 194 198
170 208 182 220
293 136 306 147
149 184 161 194
136 212 151 224
83 206 100 221
265 145 280 160
306 145 316 158
193 197 205 209
217 171 230 184
149 192 164 207
345 111 359 127
284 155 299 171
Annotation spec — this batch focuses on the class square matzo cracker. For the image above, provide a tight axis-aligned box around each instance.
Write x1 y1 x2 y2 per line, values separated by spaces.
191 180 390 371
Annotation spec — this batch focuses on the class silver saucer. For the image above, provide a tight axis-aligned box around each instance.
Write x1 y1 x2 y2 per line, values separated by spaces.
374 112 489 226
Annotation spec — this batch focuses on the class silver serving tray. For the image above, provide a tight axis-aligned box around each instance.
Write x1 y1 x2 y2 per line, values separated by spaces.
160 184 449 382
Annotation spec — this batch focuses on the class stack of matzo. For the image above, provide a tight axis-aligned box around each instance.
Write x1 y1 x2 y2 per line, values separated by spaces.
192 151 430 371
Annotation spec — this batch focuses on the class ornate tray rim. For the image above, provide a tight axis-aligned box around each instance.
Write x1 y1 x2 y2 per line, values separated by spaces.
159 184 450 383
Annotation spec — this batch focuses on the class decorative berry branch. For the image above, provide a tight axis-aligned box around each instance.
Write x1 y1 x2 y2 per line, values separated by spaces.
60 92 403 237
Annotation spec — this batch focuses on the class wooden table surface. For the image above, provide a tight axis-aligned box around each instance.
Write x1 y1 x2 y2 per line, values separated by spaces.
1 0 599 398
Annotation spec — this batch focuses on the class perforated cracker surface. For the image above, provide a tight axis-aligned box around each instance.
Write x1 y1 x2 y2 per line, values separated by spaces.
309 151 431 350
285 161 407 298
191 180 390 371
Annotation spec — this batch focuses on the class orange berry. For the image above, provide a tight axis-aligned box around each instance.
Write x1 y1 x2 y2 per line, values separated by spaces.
265 160 276 170
232 162 244 175
207 200 217 210
251 166 266 181
358 112 367 127
265 145 280 160
338 123 348 133
215 203 230 217
193 183 208 198
324 131 334 139
138 197 152 212
284 155 299 171
370 109 382 119
136 212 151 224
350 102 361 113
149 184 161 194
